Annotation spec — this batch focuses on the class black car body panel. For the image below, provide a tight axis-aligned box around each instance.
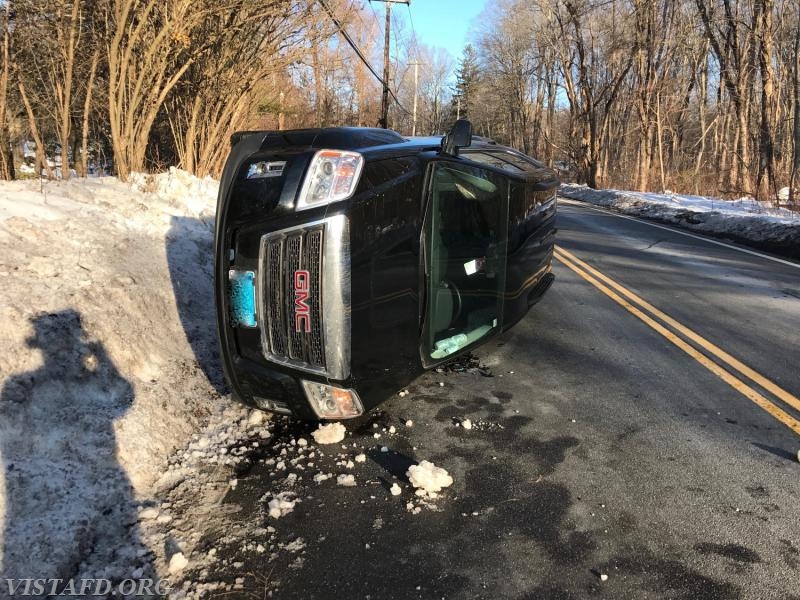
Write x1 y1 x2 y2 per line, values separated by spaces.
214 124 558 419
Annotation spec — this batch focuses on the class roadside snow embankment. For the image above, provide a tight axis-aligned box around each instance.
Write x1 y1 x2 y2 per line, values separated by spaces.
559 184 800 257
0 168 223 585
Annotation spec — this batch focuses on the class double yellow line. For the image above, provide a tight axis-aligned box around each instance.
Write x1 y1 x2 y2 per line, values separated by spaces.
553 245 800 436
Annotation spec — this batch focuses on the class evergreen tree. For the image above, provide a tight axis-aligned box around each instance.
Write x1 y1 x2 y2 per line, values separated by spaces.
451 44 480 122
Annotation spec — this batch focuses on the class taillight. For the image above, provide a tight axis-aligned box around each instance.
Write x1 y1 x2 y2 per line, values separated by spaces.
296 150 364 210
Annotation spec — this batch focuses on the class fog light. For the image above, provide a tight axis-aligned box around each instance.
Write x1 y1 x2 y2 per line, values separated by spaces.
302 381 363 420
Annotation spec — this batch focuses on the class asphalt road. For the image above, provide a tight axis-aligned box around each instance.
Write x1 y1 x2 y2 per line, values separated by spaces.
215 200 800 600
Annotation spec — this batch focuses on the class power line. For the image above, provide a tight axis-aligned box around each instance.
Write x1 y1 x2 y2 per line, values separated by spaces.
317 0 410 116
405 2 421 61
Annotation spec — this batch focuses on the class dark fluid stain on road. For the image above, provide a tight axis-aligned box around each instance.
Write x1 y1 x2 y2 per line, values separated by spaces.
602 552 742 600
745 485 770 499
779 539 799 570
694 543 762 564
367 446 416 485
517 586 581 600
492 390 514 402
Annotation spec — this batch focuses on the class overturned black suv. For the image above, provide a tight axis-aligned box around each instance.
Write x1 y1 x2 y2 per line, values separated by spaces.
215 120 558 420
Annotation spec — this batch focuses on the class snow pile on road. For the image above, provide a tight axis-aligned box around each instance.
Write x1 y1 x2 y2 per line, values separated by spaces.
268 493 298 519
407 461 453 495
560 184 800 256
0 169 223 585
312 422 347 444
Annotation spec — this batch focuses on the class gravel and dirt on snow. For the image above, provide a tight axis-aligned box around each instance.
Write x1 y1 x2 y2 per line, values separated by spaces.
559 183 800 257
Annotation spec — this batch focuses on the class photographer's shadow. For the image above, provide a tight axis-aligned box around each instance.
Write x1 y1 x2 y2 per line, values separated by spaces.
0 310 152 594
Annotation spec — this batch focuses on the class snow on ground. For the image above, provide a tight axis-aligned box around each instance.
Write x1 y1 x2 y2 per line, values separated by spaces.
0 169 456 598
559 184 800 255
0 168 223 592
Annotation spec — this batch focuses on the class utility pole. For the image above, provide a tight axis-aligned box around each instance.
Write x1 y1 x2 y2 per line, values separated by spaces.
410 60 419 136
371 0 410 129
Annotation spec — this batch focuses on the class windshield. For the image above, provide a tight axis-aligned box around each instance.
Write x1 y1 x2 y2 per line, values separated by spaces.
423 162 508 362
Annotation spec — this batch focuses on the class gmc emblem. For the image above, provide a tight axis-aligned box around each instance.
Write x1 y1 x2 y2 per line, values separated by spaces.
294 270 311 333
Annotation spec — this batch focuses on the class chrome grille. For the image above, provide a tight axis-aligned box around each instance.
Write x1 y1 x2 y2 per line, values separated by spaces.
262 224 326 370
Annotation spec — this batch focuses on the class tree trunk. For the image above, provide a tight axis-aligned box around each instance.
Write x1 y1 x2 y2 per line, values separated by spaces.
0 0 14 180
80 48 100 177
18 79 52 179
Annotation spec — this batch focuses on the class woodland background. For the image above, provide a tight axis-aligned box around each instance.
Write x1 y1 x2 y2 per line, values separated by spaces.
1 0 799 203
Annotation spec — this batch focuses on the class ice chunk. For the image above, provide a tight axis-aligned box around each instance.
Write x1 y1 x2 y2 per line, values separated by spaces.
312 423 346 445
462 419 472 430
337 474 357 487
406 461 453 494
168 552 189 574
138 507 159 521
247 410 267 427
355 453 367 463
390 483 402 496
268 493 296 518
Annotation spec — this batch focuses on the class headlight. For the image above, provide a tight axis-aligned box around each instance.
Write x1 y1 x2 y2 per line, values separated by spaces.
296 150 364 210
302 380 364 419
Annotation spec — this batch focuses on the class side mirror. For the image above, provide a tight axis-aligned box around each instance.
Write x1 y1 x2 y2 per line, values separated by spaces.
442 119 473 156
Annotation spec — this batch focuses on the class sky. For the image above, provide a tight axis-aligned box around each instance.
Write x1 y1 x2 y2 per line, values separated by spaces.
384 0 488 60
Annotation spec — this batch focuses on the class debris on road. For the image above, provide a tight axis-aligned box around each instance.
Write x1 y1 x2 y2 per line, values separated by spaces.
440 352 493 376
407 461 453 495
337 474 357 487
268 493 297 518
312 422 346 445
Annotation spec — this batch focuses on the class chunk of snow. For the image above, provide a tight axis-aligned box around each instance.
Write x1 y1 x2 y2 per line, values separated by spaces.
268 493 296 518
313 473 332 483
600 574 609 582
390 483 402 496
247 410 267 427
381 446 389 453
389 425 396 434
406 461 453 494
138 507 159 521
405 420 413 427
312 423 346 445
337 474 357 487
168 552 189 574
355 453 367 463
462 419 473 430
297 438 308 447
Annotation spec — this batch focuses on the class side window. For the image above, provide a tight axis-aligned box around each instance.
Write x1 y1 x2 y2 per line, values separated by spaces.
422 162 509 363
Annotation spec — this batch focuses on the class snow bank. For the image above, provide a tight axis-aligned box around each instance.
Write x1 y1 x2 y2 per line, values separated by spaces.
0 169 222 584
560 184 800 257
